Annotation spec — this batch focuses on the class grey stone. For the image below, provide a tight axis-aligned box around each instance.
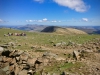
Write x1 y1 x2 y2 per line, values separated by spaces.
8 42 15 46
73 50 80 60
43 52 57 58
61 42 66 45
20 53 29 61
15 56 20 61
2 65 9 72
54 43 62 47
17 50 24 55
0 47 4 52
1 45 9 48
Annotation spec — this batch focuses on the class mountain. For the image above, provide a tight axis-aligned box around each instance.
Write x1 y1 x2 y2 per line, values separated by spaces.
0 25 100 34
41 26 87 34
12 24 47 32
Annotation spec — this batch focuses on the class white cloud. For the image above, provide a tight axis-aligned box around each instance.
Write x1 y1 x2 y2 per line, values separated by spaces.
29 20 33 22
51 20 57 22
34 0 44 3
53 0 90 12
0 19 8 23
26 20 29 22
43 18 48 21
26 20 33 22
26 20 38 22
82 18 88 22
26 18 48 23
26 20 32 22
0 19 3 22
38 18 48 22
58 21 61 22
51 20 61 23
38 20 43 22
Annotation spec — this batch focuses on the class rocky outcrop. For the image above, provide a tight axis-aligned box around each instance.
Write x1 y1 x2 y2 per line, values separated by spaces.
0 38 100 75
0 50 37 75
0 50 66 75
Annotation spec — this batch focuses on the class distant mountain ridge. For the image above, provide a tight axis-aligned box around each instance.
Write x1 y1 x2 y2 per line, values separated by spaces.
0 24 100 34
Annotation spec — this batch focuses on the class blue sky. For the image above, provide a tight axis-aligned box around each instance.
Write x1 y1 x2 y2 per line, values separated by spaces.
0 0 100 26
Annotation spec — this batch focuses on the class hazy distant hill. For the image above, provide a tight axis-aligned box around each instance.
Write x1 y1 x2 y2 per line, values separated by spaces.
41 26 87 34
93 30 100 34
0 25 100 34
12 24 47 32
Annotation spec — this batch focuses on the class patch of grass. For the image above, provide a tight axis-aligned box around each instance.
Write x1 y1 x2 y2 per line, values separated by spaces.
35 49 47 52
43 62 85 74
34 72 41 75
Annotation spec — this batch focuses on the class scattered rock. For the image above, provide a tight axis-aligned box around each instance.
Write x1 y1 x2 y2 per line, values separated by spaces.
54 42 66 47
8 42 15 46
0 47 4 52
43 52 57 59
73 50 80 60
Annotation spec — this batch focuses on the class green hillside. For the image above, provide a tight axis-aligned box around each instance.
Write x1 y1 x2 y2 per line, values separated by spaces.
0 28 100 51
41 26 87 34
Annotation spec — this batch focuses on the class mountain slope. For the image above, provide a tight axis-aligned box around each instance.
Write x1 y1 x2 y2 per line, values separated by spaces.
41 26 87 34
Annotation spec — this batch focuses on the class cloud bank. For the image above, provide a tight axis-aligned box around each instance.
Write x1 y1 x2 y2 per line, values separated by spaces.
26 18 48 23
33 0 90 12
53 0 90 12
34 0 44 3
0 19 8 23
26 18 90 23
82 18 88 22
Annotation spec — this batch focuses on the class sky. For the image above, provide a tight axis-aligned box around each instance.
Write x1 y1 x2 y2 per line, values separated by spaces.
0 0 100 26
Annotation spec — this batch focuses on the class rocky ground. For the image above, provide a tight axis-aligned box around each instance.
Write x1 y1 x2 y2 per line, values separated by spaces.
0 38 100 75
